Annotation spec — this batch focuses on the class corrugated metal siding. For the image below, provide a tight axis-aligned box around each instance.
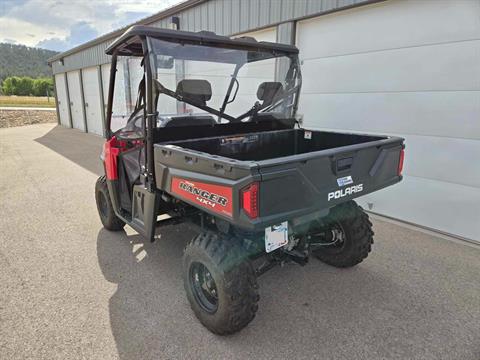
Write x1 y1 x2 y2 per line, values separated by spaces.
52 40 114 74
51 0 374 74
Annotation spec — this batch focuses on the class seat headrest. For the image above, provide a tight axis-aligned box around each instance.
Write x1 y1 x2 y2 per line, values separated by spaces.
176 79 212 106
257 82 283 105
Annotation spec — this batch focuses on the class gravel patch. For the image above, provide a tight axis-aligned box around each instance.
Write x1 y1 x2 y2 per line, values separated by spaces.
0 109 57 128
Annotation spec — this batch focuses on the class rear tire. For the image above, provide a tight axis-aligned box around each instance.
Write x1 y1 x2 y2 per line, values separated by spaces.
312 201 373 268
183 232 259 335
95 176 125 231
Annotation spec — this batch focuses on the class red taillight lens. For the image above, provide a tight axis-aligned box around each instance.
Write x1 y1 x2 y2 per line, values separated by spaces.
241 182 259 219
398 148 405 175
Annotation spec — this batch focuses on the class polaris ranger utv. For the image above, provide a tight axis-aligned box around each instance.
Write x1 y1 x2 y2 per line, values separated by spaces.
95 25 405 335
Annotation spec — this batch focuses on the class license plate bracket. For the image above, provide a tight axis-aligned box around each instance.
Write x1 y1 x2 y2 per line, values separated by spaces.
265 221 288 253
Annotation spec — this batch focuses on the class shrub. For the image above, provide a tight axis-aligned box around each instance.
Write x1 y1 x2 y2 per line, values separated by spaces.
32 78 54 97
1 76 53 96
2 76 19 95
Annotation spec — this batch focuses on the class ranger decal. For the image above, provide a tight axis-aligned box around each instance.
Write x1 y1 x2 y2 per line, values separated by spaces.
171 177 233 217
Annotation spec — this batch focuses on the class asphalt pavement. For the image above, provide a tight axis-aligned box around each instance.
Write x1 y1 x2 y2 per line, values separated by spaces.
0 123 479 360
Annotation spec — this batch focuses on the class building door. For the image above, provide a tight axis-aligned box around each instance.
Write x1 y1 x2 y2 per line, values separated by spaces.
296 0 480 241
66 70 86 131
55 73 70 127
82 67 103 136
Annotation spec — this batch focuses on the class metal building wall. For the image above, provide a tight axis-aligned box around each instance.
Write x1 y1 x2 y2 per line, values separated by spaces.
51 41 113 74
50 0 375 74
170 0 371 35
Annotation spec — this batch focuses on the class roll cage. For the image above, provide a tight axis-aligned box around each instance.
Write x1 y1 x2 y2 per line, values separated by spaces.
104 25 302 191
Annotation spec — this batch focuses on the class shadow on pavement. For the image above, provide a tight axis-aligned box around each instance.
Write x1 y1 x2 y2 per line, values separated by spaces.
35 125 104 176
97 226 195 359
96 226 412 360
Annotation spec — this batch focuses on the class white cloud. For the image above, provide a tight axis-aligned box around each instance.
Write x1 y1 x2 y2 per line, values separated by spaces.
0 17 68 47
0 0 184 51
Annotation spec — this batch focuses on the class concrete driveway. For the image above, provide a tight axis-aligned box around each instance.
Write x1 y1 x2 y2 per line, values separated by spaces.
1 123 479 360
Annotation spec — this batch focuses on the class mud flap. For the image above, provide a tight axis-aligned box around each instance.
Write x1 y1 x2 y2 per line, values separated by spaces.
131 185 159 242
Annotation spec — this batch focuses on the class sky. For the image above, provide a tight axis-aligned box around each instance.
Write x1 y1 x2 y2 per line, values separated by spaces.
0 0 184 52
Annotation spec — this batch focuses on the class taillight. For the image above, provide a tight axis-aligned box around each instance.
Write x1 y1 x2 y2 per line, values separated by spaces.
398 148 405 176
241 182 259 219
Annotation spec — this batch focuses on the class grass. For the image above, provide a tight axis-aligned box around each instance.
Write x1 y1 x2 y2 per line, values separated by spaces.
0 95 56 108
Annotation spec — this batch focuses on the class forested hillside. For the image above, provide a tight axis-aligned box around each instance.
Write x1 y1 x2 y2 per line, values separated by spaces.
0 43 58 83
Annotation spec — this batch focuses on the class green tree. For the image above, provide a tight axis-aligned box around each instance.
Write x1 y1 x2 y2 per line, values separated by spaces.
1 76 18 95
0 43 58 84
32 78 53 96
16 77 34 95
1 76 45 96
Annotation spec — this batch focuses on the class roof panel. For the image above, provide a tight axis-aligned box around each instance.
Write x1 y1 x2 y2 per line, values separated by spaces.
106 25 299 56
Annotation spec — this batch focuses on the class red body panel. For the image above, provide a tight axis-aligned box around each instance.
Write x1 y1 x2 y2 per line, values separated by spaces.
103 137 138 180
103 138 121 180
171 177 233 217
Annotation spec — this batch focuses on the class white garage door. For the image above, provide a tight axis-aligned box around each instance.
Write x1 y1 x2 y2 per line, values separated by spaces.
54 73 70 127
101 62 128 132
82 67 104 136
66 70 86 131
229 28 277 116
296 0 480 241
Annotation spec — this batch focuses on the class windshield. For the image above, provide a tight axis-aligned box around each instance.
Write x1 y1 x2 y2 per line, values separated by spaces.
148 37 301 122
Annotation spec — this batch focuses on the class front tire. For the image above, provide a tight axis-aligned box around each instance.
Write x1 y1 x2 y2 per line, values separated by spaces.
95 176 125 231
183 232 259 335
312 201 373 268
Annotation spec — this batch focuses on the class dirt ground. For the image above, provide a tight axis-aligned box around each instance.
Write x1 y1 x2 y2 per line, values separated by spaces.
0 109 57 128
0 95 56 108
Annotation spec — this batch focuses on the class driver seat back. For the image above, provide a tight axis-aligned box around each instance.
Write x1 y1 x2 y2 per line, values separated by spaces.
176 79 212 106
257 82 283 106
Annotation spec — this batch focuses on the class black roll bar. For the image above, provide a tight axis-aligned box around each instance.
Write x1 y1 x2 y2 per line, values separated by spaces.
105 53 118 139
143 37 156 191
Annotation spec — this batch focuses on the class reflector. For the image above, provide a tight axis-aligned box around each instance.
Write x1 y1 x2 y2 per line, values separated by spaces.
398 148 405 176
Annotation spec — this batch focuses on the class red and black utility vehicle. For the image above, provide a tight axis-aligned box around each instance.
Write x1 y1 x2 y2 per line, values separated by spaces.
95 25 405 335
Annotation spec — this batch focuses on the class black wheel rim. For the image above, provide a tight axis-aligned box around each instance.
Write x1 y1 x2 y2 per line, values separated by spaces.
189 262 218 313
98 192 108 218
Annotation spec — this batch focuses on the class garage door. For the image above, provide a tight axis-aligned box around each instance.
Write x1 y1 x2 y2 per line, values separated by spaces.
66 71 86 131
296 0 480 241
229 28 277 116
101 62 128 132
181 27 277 117
82 67 104 136
54 73 70 127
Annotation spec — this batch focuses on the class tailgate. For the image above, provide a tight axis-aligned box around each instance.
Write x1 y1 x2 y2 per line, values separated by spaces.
256 136 404 221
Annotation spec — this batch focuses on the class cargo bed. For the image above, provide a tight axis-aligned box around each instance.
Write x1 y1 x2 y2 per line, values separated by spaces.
154 128 404 230
160 129 386 161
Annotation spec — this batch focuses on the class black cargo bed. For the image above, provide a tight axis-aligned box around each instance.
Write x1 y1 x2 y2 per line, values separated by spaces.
154 127 403 229
162 129 387 161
